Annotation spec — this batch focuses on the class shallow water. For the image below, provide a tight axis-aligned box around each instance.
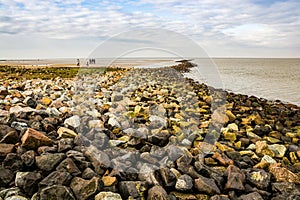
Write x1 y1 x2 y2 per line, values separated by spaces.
186 58 300 106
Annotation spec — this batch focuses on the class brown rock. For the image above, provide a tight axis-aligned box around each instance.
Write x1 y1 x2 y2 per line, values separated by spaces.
21 128 53 149
70 177 99 200
212 152 234 166
226 110 236 122
238 192 264 200
0 143 15 157
147 185 170 200
40 185 76 200
195 175 221 195
0 125 18 144
56 158 81 176
102 176 117 187
170 192 197 200
225 165 245 190
57 127 77 138
269 165 300 184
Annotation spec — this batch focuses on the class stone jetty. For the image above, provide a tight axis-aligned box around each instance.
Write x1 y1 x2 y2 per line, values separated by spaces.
0 63 300 200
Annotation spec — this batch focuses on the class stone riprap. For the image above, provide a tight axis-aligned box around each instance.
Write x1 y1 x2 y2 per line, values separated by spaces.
0 64 300 200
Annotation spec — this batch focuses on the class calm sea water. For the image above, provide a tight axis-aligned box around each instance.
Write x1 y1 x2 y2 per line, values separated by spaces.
186 58 300 106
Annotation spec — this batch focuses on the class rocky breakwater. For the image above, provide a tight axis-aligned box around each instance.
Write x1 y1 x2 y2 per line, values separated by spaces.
0 64 300 200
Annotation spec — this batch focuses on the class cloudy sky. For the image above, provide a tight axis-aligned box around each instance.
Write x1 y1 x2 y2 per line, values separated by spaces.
0 0 299 58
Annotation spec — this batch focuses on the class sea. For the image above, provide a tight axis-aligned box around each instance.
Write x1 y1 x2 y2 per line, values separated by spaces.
185 58 300 106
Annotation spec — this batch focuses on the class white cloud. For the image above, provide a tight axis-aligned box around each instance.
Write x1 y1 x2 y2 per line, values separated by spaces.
0 0 299 58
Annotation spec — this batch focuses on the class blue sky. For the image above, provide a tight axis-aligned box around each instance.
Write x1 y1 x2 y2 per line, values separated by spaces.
0 0 299 58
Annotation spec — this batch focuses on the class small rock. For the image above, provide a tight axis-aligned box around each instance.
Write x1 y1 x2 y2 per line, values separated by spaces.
170 192 197 200
238 192 263 200
176 154 192 173
82 168 97 179
3 153 23 172
0 167 14 186
70 177 99 200
11 122 28 131
102 176 117 187
225 165 245 190
111 93 123 102
41 97 52 106
88 120 104 129
245 169 271 190
39 171 72 188
0 143 15 157
58 138 74 152
15 172 42 196
272 182 300 195
147 185 170 200
226 110 236 122
211 195 230 200
5 195 28 200
269 144 287 158
175 174 193 191
24 96 37 108
21 128 53 149
194 175 221 195
108 117 121 128
0 187 22 199
9 106 35 115
36 153 65 171
255 141 274 157
39 185 75 200
269 165 300 184
118 181 146 199
56 158 81 176
95 192 122 200
261 155 277 164
64 115 81 128
160 167 177 187
57 127 77 138
0 125 18 144
21 150 35 166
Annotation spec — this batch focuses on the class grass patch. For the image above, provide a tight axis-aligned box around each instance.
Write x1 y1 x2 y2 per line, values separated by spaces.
0 66 125 81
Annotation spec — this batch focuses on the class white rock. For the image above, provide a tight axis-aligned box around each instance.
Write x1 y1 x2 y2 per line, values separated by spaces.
11 121 28 131
46 107 61 116
261 155 277 164
88 120 104 129
227 123 239 132
108 117 121 128
95 192 122 200
269 144 287 158
64 115 81 128
10 106 35 114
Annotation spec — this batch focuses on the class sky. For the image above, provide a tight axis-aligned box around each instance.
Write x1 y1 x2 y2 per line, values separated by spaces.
0 0 299 58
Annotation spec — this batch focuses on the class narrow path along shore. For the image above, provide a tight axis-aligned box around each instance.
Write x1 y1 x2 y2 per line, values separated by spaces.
0 63 300 200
